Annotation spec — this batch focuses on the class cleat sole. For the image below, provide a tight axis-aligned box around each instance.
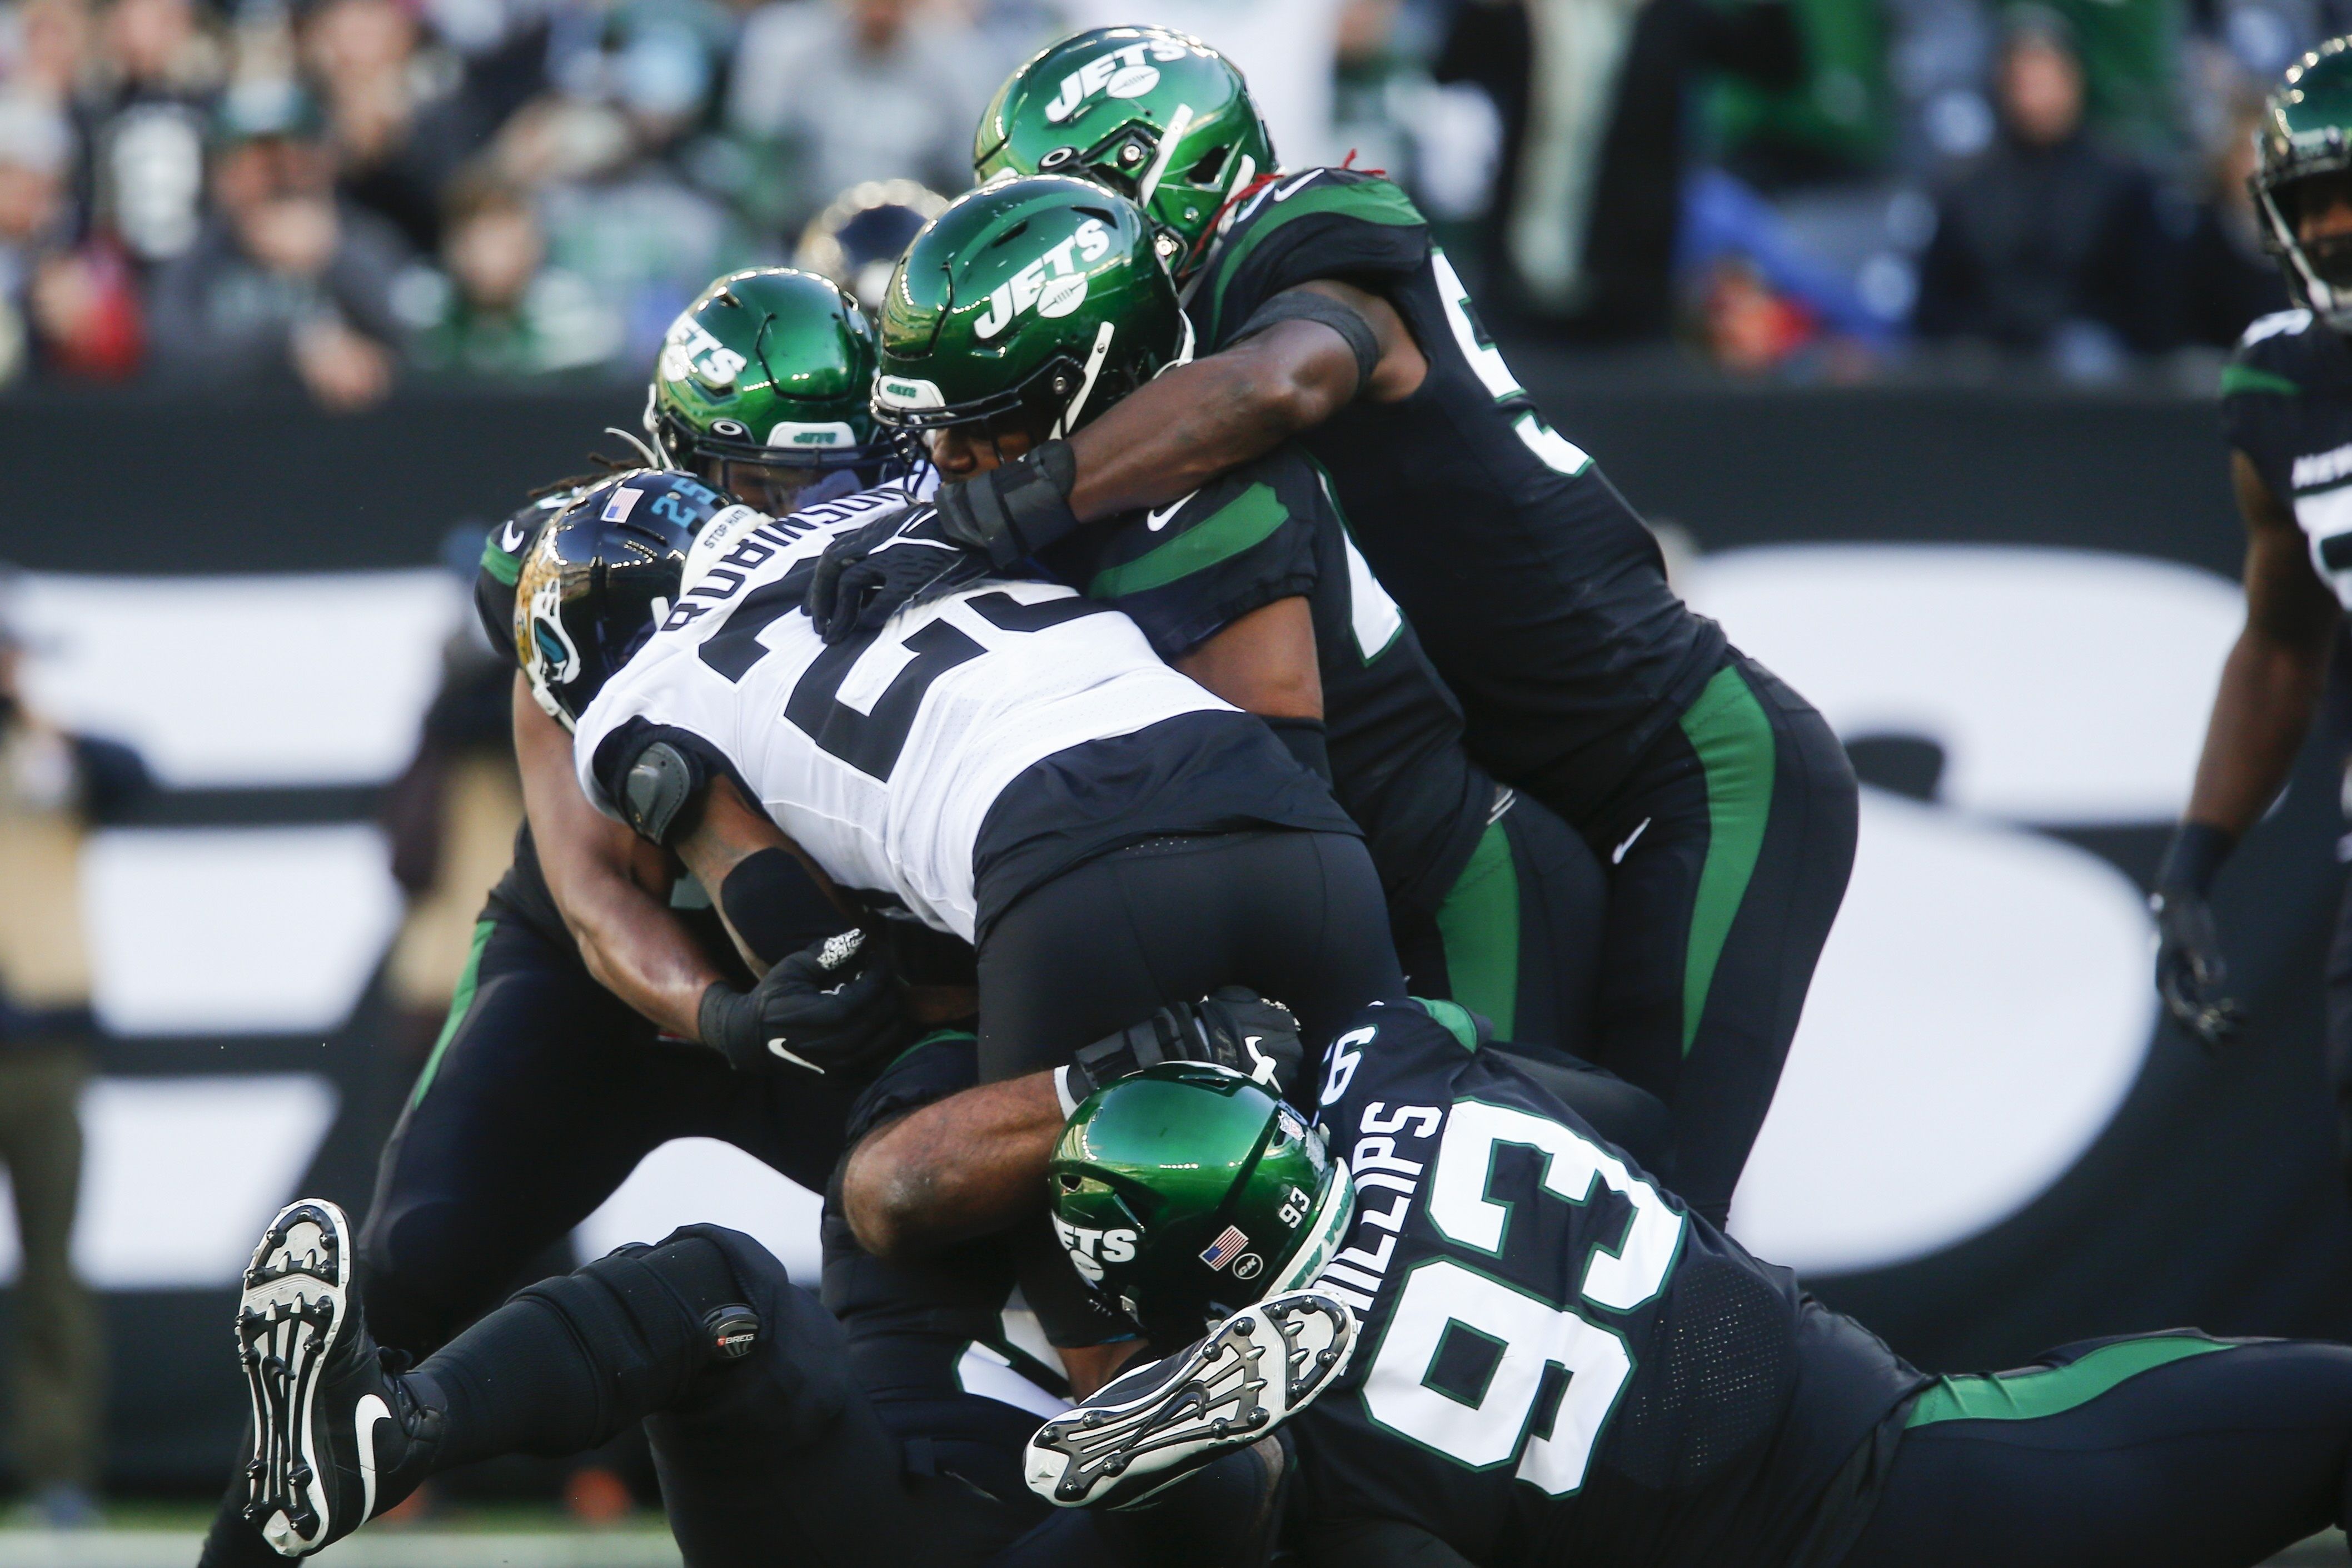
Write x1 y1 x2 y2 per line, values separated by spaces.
237 1200 353 1557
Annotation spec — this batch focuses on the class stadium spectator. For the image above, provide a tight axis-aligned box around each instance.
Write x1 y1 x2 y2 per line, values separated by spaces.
0 592 150 1528
1912 6 2177 367
397 168 619 374
1437 0 1802 342
2180 87 2291 347
726 0 994 234
0 93 139 379
6 0 96 110
146 88 408 407
507 1 759 367
77 0 221 266
298 0 472 256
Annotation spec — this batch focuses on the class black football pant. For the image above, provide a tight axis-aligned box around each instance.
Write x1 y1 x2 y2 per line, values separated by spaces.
318 1225 1271 1568
1839 1334 2352 1568
975 828 1407 1085
198 913 861 1567
1394 787 1606 1060
1559 653 1857 1228
358 911 856 1357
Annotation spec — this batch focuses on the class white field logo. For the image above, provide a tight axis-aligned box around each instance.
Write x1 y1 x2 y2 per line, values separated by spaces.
974 218 1113 339
1044 37 1189 123
660 316 745 387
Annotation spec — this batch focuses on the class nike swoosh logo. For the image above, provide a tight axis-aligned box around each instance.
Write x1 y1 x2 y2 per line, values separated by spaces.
1612 817 1651 865
768 1040 828 1074
1270 171 1321 203
355 1393 390 1525
1145 491 1200 531
499 521 527 553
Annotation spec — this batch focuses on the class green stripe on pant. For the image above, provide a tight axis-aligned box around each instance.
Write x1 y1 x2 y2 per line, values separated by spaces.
1906 1334 2235 1427
1677 665 1778 1055
408 918 495 1110
1433 819 1518 1040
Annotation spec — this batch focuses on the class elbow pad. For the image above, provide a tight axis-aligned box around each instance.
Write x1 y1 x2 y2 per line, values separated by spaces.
617 740 708 848
1232 289 1382 397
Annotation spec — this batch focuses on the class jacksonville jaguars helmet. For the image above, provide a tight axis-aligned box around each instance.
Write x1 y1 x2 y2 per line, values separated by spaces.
513 470 744 728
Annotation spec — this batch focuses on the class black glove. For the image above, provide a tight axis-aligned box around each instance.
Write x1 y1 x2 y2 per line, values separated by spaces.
697 928 910 1077
805 442 1080 642
804 503 989 642
1062 987 1307 1106
2151 822 2245 1051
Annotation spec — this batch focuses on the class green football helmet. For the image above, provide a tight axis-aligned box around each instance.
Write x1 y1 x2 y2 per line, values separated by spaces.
974 26 1273 282
872 174 1190 440
1048 1062 1355 1322
646 268 895 514
2256 38 2352 331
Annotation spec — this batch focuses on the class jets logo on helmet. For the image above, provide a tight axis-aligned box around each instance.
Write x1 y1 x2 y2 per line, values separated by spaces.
660 316 746 389
873 177 1187 438
975 217 1112 338
1044 36 1190 123
975 27 1273 284
1052 1215 1138 1285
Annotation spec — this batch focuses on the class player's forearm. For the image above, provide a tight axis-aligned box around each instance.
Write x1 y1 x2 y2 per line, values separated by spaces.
843 1072 1065 1258
565 883 724 1041
1064 329 1352 521
2184 626 2329 838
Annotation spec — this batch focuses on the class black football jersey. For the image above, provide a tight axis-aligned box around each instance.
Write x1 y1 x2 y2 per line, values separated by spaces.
472 492 581 948
1297 1001 1924 1566
2221 307 2352 611
1186 171 1727 820
1039 443 1489 917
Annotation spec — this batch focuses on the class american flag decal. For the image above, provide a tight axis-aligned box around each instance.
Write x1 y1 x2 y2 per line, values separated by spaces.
1200 1225 1249 1271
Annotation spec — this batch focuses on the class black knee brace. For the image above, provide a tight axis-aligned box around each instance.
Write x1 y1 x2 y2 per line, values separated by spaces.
509 1232 762 1442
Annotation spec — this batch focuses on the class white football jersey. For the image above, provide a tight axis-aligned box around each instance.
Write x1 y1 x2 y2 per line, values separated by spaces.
574 485 1232 940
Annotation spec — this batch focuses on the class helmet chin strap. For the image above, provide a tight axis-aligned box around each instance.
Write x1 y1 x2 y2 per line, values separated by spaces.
1052 321 1118 439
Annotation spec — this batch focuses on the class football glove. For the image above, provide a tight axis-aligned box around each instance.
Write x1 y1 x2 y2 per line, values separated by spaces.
804 503 989 643
1061 988 1307 1106
2151 822 2244 1052
806 442 1080 642
697 928 910 1078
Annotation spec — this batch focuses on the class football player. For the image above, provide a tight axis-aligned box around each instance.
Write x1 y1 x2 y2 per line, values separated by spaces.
851 173 1604 1053
813 27 1856 1228
194 271 916 1566
2159 38 2352 1095
218 999 2352 1568
1026 1002 2352 1568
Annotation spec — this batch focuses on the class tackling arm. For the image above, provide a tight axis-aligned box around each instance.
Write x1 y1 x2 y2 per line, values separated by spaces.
841 1070 1066 1259
513 675 722 1041
1062 281 1427 522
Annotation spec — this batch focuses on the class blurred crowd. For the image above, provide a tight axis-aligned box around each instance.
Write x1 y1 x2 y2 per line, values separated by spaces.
0 0 2327 403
